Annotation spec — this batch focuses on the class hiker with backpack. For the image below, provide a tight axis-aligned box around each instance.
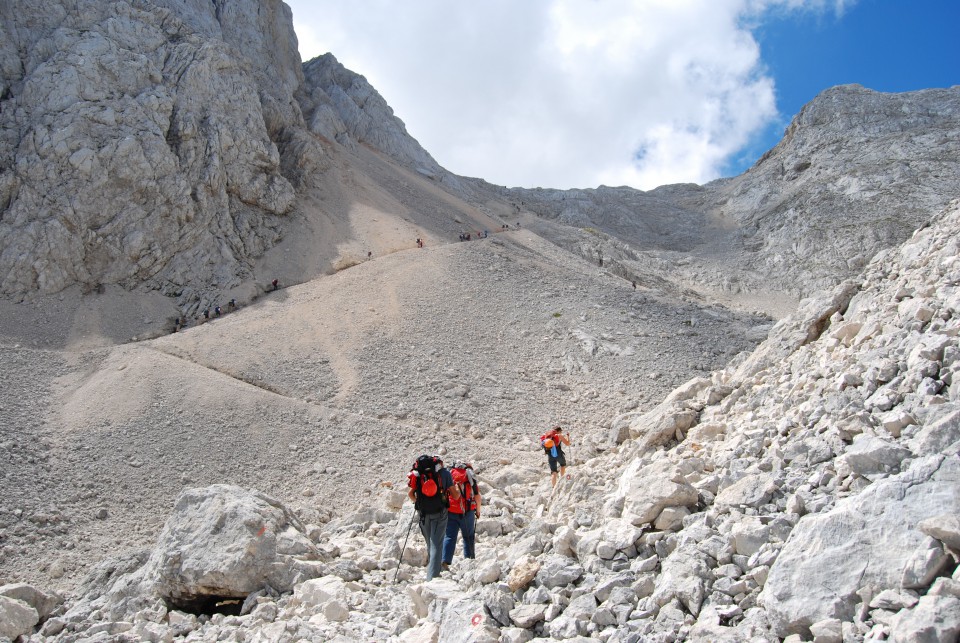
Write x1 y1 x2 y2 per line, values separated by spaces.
540 426 571 486
407 455 459 580
441 462 482 569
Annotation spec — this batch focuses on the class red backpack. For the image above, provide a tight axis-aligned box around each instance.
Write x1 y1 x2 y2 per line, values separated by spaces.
448 462 478 514
408 455 447 515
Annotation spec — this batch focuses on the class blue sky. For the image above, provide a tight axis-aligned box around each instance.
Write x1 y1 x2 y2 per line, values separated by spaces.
729 0 960 175
288 0 958 191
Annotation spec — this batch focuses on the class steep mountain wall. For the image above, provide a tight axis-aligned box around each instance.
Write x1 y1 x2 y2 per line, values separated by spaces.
0 0 324 304
1 1 957 323
505 86 960 306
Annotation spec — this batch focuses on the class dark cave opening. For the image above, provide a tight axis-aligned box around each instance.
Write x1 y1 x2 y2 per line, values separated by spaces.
165 594 245 617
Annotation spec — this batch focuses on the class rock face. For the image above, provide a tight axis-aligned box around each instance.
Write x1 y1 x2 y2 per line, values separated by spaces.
0 0 318 305
506 85 960 308
298 54 446 182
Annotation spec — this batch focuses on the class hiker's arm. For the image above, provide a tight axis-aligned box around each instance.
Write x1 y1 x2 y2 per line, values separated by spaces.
408 488 416 502
561 434 571 445
448 483 461 500
474 492 482 517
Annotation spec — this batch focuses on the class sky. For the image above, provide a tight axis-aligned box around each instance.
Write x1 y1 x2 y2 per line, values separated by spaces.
286 0 958 191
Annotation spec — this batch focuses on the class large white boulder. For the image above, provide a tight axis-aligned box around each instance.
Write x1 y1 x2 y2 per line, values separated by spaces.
760 455 960 637
144 485 323 605
618 459 699 526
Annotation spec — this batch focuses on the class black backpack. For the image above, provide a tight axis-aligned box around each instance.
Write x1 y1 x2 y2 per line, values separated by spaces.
409 455 447 515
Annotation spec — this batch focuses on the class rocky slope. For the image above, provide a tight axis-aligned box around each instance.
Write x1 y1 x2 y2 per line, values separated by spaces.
2 2 960 642
0 224 769 597
8 202 959 643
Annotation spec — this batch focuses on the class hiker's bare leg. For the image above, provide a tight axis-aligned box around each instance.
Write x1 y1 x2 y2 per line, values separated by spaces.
560 466 566 478
551 472 558 487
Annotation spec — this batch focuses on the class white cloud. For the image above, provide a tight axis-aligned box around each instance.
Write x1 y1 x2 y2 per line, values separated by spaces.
285 0 852 190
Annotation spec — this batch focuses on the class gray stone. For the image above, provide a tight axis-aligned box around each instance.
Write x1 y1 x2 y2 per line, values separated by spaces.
144 485 322 603
714 473 778 509
535 555 584 589
509 603 547 628
900 537 951 589
0 595 38 640
909 405 960 455
730 517 771 557
0 583 61 620
760 455 960 636
836 435 911 476
618 459 699 526
917 513 960 550
889 595 960 643
650 549 710 617
809 617 842 643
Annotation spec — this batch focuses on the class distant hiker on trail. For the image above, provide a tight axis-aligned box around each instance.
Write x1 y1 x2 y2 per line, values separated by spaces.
407 455 459 580
214 305 222 317
271 279 279 291
417 238 423 248
228 298 236 311
203 308 210 320
441 462 481 569
632 280 637 289
540 426 571 486
367 251 372 260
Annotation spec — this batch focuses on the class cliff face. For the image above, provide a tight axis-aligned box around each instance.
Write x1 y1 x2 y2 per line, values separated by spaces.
1 1 958 320
704 84 960 297
0 0 323 305
502 86 960 309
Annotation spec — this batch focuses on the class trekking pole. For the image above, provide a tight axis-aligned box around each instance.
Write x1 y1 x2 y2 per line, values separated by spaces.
394 510 417 583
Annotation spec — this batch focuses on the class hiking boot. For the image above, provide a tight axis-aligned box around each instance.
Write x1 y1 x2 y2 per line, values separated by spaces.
441 562 450 572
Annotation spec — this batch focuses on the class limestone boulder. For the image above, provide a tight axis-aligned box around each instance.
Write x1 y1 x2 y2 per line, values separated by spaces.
917 513 960 550
143 485 323 606
0 583 61 621
836 435 912 477
889 595 960 643
618 459 699 526
909 404 960 456
534 555 584 589
760 455 960 636
0 595 39 640
508 603 547 628
649 549 711 617
714 473 778 510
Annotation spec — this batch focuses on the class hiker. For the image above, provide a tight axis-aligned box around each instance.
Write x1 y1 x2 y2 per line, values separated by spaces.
632 280 637 289
228 298 236 311
441 462 481 569
407 456 459 580
214 305 222 317
540 426 571 486
271 279 279 291
203 308 210 320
